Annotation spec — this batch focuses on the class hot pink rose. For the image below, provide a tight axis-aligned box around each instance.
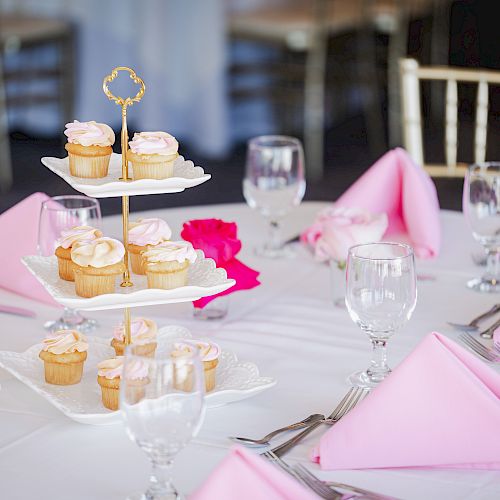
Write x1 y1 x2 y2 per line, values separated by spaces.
181 218 260 308
302 206 388 263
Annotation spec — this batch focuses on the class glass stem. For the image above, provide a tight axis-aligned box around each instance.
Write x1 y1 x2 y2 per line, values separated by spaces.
485 247 500 284
366 338 391 383
267 219 282 251
147 458 177 499
61 307 84 326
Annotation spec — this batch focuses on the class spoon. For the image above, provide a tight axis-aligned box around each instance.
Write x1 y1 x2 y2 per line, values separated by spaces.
229 413 325 447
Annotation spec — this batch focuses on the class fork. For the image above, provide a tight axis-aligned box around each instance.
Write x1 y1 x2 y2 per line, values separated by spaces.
459 333 500 362
448 304 500 332
264 451 344 499
263 387 368 458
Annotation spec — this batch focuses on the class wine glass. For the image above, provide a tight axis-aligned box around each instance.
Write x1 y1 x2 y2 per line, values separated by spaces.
464 162 500 292
345 242 417 388
121 347 205 500
243 135 306 258
38 195 101 332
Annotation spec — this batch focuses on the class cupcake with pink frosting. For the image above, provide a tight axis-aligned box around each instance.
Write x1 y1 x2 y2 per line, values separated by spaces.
64 120 115 178
111 317 158 357
55 225 102 281
171 339 220 392
128 218 172 275
142 240 197 290
71 237 126 297
128 131 179 180
39 329 88 385
97 356 149 411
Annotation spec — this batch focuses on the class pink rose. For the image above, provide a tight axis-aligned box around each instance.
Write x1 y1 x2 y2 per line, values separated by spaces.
181 219 241 265
302 206 388 263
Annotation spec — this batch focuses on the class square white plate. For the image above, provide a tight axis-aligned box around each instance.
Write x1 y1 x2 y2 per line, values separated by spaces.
41 153 211 198
0 326 276 425
22 251 235 311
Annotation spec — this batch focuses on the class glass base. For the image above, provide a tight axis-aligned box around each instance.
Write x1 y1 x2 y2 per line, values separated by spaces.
44 315 98 333
254 244 296 259
347 369 391 389
126 493 183 500
467 277 500 293
193 296 228 320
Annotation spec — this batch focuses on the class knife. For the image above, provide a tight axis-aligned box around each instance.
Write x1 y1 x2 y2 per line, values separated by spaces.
0 304 37 318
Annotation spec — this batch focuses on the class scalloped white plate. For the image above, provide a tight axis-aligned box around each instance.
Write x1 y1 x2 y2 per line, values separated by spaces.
22 250 235 311
41 153 211 197
0 326 276 425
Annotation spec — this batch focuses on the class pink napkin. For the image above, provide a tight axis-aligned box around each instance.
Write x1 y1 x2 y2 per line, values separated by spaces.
312 332 500 470
181 219 260 308
0 192 58 307
336 148 440 258
191 446 319 500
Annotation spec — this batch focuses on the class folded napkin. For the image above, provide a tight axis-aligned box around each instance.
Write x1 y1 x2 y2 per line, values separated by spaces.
312 332 500 470
336 147 440 258
0 192 57 306
181 219 260 308
191 446 319 500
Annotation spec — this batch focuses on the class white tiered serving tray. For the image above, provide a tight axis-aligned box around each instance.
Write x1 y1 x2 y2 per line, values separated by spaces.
22 250 235 311
0 326 276 425
41 153 211 197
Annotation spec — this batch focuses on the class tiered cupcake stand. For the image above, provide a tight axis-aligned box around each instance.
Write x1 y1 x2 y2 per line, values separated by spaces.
0 67 275 424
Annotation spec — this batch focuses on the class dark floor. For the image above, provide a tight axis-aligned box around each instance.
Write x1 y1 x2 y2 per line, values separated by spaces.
0 114 466 216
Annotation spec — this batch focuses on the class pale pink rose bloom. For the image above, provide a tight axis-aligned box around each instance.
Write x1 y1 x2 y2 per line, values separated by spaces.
305 206 388 263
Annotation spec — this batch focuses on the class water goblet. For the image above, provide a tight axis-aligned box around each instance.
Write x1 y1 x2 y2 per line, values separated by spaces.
38 195 101 332
121 347 205 500
464 162 500 292
345 242 417 388
243 135 306 258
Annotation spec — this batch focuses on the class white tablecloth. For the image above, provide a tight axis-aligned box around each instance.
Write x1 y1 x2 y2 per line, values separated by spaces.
0 202 499 500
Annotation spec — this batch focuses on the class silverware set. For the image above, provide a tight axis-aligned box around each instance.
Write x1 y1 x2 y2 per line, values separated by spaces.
459 333 500 363
264 450 400 500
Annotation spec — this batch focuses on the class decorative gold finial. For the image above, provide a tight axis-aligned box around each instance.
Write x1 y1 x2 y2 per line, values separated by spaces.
102 66 145 107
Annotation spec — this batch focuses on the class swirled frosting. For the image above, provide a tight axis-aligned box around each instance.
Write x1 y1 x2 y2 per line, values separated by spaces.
113 318 158 345
129 131 178 156
142 241 197 264
71 237 125 268
42 330 88 355
64 120 115 147
57 225 102 249
129 218 172 247
172 340 220 362
97 356 148 380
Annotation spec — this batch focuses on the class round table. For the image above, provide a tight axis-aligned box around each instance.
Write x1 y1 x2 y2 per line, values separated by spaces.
0 202 499 500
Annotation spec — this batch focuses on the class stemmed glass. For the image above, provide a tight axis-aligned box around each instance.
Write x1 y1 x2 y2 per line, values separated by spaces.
38 195 101 332
464 162 500 292
243 135 306 258
121 347 205 500
345 242 417 388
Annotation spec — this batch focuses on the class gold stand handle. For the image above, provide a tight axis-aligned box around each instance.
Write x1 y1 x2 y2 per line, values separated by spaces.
102 67 145 345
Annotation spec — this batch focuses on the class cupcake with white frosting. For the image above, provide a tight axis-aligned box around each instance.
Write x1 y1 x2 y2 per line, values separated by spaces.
111 317 158 357
97 356 149 411
142 240 197 290
64 120 115 178
71 237 126 297
55 225 102 281
171 339 220 392
39 329 88 385
128 218 172 275
128 131 179 180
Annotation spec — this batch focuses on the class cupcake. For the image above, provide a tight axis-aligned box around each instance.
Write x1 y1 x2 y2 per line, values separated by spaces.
39 329 88 385
97 356 149 411
142 241 197 290
128 218 172 275
55 225 102 281
71 237 126 297
171 339 220 392
111 317 158 357
128 131 178 180
64 120 115 178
